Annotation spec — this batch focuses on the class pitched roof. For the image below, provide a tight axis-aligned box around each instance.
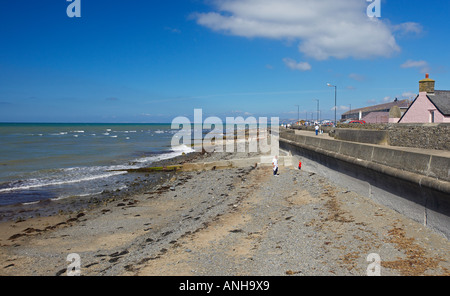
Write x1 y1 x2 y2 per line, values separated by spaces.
342 99 410 116
428 91 450 116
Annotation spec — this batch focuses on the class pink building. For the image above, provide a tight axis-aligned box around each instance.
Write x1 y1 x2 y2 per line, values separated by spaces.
399 74 450 123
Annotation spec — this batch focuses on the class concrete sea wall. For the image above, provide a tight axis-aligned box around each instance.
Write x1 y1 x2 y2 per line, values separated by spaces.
334 129 389 145
280 130 450 239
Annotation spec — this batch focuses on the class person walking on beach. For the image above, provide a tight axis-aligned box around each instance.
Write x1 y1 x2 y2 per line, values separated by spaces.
315 124 319 136
272 155 279 176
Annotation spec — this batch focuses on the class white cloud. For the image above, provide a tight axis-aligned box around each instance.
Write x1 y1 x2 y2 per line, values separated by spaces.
401 60 427 68
402 92 417 99
194 0 402 60
401 60 431 73
349 73 365 81
230 110 253 116
391 22 423 36
331 105 350 111
283 58 311 71
165 27 181 34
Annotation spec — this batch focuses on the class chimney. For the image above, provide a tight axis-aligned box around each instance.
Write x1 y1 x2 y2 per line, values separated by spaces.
419 73 435 94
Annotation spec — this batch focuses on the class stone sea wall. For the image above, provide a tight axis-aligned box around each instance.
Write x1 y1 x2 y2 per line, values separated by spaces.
334 123 450 151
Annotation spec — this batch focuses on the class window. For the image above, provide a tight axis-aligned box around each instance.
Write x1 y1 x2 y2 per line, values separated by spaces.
431 111 435 123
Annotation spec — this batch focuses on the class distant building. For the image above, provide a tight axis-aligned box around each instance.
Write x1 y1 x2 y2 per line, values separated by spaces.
361 111 390 124
399 74 450 123
341 99 410 123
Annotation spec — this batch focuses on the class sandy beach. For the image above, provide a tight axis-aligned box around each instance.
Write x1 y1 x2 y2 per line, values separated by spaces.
1 147 449 276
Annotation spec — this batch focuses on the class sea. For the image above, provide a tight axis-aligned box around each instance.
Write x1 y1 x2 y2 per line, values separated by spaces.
0 123 195 209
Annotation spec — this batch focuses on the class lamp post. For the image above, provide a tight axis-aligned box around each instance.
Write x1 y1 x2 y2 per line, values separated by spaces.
327 83 337 125
295 105 300 125
314 99 320 123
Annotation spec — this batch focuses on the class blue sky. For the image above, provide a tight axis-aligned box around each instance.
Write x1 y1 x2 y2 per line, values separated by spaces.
0 0 449 123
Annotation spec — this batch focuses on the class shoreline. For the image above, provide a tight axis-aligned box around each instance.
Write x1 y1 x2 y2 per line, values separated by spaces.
0 151 203 223
1 148 449 276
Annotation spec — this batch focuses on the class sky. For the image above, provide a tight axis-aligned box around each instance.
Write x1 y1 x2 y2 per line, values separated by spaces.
0 0 449 123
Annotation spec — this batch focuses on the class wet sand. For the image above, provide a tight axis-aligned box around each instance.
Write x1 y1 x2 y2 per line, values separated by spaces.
1 150 449 276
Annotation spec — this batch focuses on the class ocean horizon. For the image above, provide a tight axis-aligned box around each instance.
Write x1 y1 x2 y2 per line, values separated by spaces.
0 123 194 207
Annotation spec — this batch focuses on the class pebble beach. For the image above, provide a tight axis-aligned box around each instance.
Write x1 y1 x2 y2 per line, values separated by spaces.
1 148 450 276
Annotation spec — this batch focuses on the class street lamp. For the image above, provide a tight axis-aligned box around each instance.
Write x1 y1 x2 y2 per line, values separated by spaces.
327 83 337 125
295 105 300 125
313 99 320 123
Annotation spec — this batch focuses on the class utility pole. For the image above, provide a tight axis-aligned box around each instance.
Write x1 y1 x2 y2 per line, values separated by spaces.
327 83 337 125
314 99 320 123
